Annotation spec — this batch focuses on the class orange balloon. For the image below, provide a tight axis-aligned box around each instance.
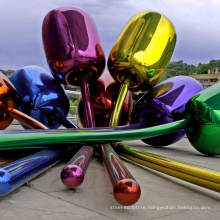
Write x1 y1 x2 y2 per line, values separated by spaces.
0 72 47 129
0 73 18 129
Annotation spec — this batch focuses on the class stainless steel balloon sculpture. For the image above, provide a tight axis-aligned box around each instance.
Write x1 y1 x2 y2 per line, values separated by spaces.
0 72 47 130
131 76 203 146
0 7 220 205
42 7 141 205
42 7 105 189
10 66 77 129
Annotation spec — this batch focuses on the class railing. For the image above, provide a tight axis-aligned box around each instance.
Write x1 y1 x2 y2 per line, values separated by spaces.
67 106 79 126
66 90 80 126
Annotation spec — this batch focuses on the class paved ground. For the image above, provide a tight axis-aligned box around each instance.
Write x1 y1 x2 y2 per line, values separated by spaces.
0 124 219 219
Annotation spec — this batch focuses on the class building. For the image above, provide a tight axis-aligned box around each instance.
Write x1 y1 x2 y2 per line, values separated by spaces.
189 67 220 88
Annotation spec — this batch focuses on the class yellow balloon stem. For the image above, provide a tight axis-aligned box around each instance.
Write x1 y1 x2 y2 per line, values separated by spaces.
115 143 220 193
109 75 131 127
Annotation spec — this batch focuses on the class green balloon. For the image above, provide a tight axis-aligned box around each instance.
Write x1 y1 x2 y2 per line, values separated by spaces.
185 81 220 155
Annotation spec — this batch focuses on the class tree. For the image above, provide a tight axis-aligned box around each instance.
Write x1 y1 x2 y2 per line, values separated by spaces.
197 59 220 74
197 64 209 74
160 60 197 82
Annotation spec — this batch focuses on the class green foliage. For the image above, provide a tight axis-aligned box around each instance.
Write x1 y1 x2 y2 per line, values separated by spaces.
197 63 209 74
160 60 197 82
197 59 220 74
160 59 220 82
69 98 79 114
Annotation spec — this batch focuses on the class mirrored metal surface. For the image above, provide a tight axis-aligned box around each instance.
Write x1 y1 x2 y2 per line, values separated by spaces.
78 72 132 127
0 149 67 196
101 143 141 205
108 11 176 92
61 145 94 188
0 72 18 129
131 76 203 146
185 81 220 155
10 66 70 129
42 7 105 87
114 143 220 192
0 71 47 129
0 119 189 150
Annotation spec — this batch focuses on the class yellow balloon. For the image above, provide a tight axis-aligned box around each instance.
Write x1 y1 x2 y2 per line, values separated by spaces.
108 11 176 92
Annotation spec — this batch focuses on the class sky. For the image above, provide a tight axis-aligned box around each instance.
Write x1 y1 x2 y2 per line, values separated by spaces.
1 0 220 70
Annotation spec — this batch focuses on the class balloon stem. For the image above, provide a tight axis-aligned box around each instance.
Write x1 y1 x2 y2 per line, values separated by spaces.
80 74 95 128
109 74 131 127
0 102 47 129
50 112 78 128
0 119 190 149
114 143 220 193
61 73 96 188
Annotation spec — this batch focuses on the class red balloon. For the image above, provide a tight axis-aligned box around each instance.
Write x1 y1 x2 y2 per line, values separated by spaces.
78 72 132 127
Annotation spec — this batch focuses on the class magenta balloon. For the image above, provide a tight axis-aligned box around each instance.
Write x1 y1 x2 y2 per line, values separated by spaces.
42 7 105 86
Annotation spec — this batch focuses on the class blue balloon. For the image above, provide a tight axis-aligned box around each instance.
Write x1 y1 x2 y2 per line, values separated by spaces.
10 66 70 129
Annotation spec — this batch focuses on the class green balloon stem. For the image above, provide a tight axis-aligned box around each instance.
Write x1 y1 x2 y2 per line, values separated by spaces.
0 119 189 150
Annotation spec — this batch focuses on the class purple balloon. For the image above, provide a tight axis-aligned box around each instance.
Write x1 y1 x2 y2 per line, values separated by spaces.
42 7 105 87
131 76 203 146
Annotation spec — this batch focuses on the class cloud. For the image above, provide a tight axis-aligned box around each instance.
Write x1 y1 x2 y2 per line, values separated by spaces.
0 0 220 71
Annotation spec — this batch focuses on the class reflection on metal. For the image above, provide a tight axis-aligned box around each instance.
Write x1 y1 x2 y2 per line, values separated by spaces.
0 119 189 150
0 71 48 130
42 6 105 86
78 72 132 127
10 66 72 129
131 76 203 146
0 148 79 196
61 145 94 188
108 11 176 92
101 143 141 206
43 6 105 188
114 143 220 193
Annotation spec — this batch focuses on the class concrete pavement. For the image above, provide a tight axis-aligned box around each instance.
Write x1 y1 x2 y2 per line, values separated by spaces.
0 124 219 219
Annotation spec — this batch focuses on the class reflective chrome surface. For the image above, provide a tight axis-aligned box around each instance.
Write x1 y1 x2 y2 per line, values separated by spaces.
115 143 220 192
185 81 220 155
0 149 69 196
131 76 203 146
0 105 48 129
0 72 17 129
0 71 47 129
78 72 132 127
108 11 176 92
42 7 105 87
10 66 70 129
101 143 141 205
61 145 94 188
43 7 102 188
0 119 189 150
109 75 131 127
0 159 14 166
80 74 95 128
